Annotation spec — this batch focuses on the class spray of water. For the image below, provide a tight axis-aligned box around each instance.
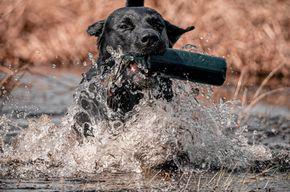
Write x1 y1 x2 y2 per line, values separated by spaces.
0 47 272 179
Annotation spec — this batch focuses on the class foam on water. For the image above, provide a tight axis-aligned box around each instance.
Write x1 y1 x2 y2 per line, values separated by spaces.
0 48 272 179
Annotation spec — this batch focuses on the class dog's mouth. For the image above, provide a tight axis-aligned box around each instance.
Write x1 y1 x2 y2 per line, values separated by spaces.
121 43 167 87
105 45 153 88
111 58 151 91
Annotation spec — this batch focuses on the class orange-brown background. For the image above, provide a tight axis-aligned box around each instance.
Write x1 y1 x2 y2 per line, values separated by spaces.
0 0 289 90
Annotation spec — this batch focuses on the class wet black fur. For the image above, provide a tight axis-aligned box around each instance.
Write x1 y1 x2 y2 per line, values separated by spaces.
73 0 194 138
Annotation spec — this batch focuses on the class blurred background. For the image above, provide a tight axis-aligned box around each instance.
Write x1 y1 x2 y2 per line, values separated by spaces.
0 0 289 106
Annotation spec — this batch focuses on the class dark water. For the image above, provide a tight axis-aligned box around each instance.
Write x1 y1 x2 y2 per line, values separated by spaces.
1 171 289 191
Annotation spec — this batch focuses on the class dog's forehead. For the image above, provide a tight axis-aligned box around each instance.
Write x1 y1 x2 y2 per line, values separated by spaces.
107 7 163 23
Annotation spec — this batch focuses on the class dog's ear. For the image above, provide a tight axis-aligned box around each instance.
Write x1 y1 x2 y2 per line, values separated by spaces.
126 0 144 7
87 20 105 37
165 20 194 46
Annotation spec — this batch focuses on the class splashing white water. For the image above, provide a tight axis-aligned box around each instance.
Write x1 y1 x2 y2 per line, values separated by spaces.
0 48 272 179
0 84 271 178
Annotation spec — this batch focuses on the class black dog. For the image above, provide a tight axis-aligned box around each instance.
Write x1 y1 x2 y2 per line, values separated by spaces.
72 0 194 138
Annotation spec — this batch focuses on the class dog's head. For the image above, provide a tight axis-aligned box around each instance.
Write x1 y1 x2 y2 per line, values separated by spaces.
85 2 194 114
87 6 194 59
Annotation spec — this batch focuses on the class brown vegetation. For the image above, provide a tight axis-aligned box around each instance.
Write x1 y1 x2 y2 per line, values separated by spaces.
0 0 289 95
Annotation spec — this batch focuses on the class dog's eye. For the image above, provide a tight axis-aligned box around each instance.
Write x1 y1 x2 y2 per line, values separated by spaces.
119 24 130 29
119 17 134 31
147 18 164 31
153 22 164 31
118 23 134 31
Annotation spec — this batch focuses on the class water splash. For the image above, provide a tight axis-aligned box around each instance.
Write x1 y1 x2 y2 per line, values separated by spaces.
0 48 272 179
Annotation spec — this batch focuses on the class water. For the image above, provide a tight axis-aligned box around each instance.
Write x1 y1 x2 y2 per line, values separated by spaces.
1 171 289 191
0 49 289 191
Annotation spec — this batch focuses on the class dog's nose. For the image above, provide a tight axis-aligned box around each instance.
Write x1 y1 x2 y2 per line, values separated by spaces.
140 33 159 46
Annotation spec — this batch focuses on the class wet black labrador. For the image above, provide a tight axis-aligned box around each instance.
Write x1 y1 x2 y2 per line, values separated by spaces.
72 0 194 138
